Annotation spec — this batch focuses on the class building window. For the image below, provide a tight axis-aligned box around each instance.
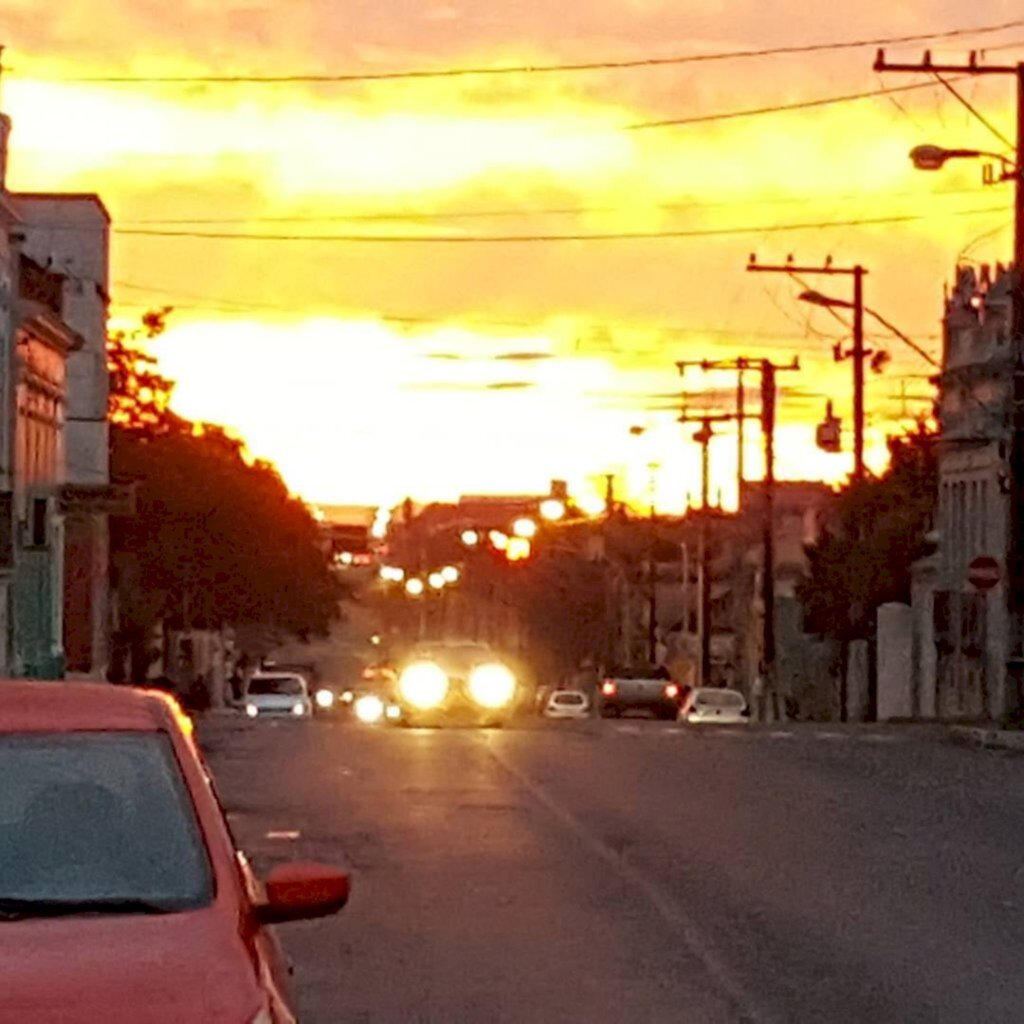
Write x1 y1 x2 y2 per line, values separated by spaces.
29 497 47 548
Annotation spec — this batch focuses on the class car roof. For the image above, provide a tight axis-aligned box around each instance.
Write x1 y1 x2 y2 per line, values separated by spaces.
0 680 178 733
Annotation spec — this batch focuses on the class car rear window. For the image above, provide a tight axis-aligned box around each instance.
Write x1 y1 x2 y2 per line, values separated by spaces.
249 676 305 696
553 693 585 705
695 690 745 708
0 732 213 911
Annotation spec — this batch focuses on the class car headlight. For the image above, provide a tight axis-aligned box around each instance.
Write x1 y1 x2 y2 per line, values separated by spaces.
468 663 517 708
354 694 385 723
291 702 306 716
245 703 259 718
315 688 335 709
398 661 449 709
385 704 401 720
341 690 354 704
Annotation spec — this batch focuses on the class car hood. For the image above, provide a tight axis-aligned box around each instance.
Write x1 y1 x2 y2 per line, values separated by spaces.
0 907 264 1023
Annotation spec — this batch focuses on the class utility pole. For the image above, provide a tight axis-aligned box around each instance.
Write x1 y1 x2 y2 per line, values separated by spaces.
748 257 869 481
875 50 1024 721
677 411 738 688
681 357 799 714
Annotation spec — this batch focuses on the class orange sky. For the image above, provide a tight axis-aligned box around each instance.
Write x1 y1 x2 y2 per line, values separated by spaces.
2 1 1021 511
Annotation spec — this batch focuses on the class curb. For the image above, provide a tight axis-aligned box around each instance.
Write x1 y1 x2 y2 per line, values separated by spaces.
946 725 1024 752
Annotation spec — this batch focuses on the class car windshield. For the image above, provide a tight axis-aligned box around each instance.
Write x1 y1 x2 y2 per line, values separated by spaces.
696 690 745 709
411 644 497 675
0 732 213 911
553 693 585 705
249 676 306 696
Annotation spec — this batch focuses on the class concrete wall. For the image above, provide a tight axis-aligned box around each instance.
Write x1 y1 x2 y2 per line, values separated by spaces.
877 603 913 720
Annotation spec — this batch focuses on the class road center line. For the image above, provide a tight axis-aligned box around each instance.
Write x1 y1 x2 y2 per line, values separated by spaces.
482 737 771 1024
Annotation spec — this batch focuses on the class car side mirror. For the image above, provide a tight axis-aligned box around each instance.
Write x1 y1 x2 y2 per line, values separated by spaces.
256 862 350 925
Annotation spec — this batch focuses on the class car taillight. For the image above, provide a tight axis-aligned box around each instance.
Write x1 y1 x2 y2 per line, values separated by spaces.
601 680 617 697
665 683 680 699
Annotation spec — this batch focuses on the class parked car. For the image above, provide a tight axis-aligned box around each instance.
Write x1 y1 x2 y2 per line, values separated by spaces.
680 687 750 725
0 680 350 1023
598 665 684 720
244 672 313 720
542 689 591 719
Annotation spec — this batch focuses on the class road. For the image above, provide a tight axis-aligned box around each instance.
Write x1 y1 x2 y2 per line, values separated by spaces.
201 716 1024 1023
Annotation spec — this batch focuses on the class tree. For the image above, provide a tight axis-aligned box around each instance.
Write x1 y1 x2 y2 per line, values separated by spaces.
799 422 938 642
108 313 340 681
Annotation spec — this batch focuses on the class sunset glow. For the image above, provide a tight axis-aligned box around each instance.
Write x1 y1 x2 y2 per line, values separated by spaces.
6 5 1021 509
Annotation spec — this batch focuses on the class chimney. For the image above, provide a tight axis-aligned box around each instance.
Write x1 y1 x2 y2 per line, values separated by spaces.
0 113 10 191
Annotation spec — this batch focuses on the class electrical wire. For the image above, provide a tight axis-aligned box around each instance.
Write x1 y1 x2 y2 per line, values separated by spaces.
112 205 1008 244
627 76 971 130
17 17 1024 85
932 73 1016 151
113 184 990 228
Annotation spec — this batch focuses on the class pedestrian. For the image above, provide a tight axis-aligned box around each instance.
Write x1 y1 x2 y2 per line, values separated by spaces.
751 665 766 722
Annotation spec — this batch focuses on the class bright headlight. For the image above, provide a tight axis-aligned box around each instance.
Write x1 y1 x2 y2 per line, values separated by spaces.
315 688 335 709
292 702 306 717
468 664 517 708
354 694 385 723
398 662 449 709
245 703 259 718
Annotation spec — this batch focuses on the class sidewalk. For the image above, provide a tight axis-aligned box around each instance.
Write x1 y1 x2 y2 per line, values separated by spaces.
945 724 1024 752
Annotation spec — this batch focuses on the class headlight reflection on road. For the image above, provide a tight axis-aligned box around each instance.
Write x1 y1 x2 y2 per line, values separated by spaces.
398 662 449 709
354 694 385 724
468 664 517 708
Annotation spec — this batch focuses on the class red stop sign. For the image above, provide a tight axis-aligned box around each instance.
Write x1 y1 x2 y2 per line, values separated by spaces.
968 555 1000 590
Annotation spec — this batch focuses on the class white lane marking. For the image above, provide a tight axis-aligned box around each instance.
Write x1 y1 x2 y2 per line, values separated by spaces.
814 731 846 741
862 733 899 743
615 725 642 735
484 741 770 1024
265 830 301 840
769 731 795 739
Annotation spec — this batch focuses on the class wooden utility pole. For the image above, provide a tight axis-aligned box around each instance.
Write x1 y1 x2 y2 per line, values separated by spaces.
875 49 1024 721
681 357 799 711
747 257 869 480
677 411 738 688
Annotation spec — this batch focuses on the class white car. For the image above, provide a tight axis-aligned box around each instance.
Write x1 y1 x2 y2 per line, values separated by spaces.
244 672 313 719
543 689 591 719
680 687 749 725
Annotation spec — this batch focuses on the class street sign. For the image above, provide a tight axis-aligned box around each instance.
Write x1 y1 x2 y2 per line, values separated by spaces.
968 555 1001 590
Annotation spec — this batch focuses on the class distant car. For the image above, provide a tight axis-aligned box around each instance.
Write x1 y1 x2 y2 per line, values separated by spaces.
392 641 521 727
543 689 591 719
598 665 684 720
0 680 350 1023
244 672 313 720
680 687 750 725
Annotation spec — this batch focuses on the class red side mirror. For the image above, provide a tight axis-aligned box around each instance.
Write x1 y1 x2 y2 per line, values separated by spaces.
257 862 350 925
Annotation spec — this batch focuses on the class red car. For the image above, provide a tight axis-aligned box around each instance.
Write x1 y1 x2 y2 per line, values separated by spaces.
0 681 350 1023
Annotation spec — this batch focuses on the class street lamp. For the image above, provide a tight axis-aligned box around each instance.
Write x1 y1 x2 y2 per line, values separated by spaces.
539 498 566 522
441 565 460 584
909 144 1017 182
405 578 425 597
512 517 538 539
428 572 446 590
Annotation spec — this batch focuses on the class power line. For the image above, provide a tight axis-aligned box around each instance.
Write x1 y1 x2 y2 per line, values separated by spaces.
932 72 1017 150
113 184 990 227
115 277 934 343
627 76 973 130
15 18 1024 85
112 205 1008 244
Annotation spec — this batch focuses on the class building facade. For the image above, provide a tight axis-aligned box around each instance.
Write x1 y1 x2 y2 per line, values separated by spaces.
14 189 113 677
912 263 1013 720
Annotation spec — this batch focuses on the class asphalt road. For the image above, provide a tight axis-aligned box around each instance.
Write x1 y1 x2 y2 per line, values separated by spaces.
201 715 1024 1023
